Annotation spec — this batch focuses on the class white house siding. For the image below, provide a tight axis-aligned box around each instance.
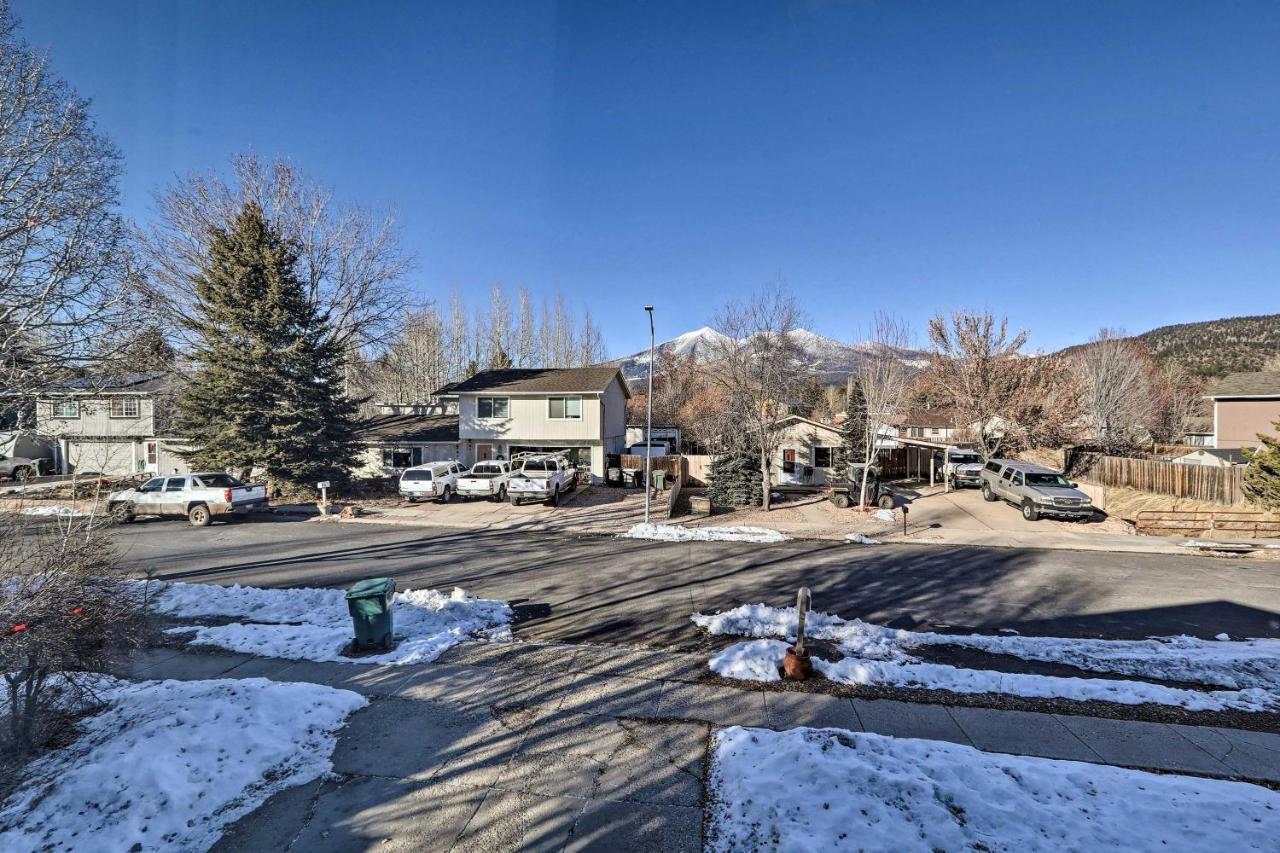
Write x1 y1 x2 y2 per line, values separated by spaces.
36 397 155 439
772 419 846 486
355 443 461 479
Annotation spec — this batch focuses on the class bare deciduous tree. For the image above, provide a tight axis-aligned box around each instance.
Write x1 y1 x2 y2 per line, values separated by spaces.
851 314 912 505
706 285 804 511
927 311 1031 457
0 5 136 418
1074 329 1152 451
140 153 411 351
514 287 536 367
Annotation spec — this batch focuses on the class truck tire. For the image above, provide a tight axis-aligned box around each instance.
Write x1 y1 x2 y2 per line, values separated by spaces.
548 486 560 507
982 483 997 502
1022 501 1039 522
406 496 417 503
510 495 521 506
495 486 506 502
188 503 212 527
877 494 895 510
438 487 452 504
831 493 851 509
11 465 33 482
110 502 135 524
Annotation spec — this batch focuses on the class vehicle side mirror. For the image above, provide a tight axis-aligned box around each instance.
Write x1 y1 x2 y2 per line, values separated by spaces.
1070 482 1078 489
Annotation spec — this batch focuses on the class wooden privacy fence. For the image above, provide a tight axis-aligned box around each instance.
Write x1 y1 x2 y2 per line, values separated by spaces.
619 454 682 480
1135 510 1280 538
1068 451 1245 506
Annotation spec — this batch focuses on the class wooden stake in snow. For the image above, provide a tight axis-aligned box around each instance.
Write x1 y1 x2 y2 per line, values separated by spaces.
783 587 814 680
794 587 811 653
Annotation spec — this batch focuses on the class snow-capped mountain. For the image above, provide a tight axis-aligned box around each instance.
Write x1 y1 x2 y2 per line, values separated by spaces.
609 326 928 384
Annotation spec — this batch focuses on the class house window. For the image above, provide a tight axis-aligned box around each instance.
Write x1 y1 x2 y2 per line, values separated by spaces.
813 447 835 468
52 400 80 418
477 397 509 419
110 398 139 418
382 447 421 469
547 396 582 420
930 427 941 436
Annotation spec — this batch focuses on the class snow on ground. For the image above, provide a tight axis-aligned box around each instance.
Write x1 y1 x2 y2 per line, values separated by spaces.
19 504 88 517
151 581 512 665
621 523 788 543
708 726 1280 852
693 603 1280 711
845 532 880 544
709 639 790 682
0 676 365 852
872 508 895 522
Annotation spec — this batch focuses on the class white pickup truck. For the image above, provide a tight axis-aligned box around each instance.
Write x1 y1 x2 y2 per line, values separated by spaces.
108 473 268 527
456 460 513 501
939 447 985 489
507 454 577 507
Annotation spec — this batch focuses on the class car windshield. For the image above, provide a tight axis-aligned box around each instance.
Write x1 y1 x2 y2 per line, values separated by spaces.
195 473 242 488
1026 473 1072 488
401 470 432 481
949 452 982 464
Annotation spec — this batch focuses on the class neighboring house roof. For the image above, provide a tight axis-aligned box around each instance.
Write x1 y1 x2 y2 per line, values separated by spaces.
772 415 844 438
356 414 459 444
41 372 173 395
437 367 630 397
1175 448 1250 465
900 409 957 429
1207 371 1280 399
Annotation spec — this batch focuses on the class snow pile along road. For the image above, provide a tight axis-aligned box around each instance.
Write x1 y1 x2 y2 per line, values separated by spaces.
152 580 512 664
622 523 788 543
708 726 1280 853
694 603 1280 711
19 504 88 517
0 676 365 852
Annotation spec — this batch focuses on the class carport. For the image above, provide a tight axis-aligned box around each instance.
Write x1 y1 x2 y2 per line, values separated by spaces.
877 437 954 485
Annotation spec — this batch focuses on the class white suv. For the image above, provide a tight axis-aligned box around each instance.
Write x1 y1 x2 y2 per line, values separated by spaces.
399 461 465 503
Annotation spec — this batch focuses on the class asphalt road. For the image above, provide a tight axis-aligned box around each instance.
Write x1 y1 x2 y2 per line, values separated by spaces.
111 516 1280 650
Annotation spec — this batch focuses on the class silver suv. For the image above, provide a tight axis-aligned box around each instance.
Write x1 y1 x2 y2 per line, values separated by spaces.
979 459 1094 521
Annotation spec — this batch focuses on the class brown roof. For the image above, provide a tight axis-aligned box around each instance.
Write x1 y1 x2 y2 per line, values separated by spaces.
439 367 629 396
1207 371 1280 398
356 414 458 444
900 408 956 428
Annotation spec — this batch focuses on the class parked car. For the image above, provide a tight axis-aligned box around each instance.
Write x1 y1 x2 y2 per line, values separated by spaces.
980 459 1094 521
938 447 984 488
456 460 513 501
399 461 465 503
108 473 268 527
0 454 42 482
507 453 577 506
830 463 895 510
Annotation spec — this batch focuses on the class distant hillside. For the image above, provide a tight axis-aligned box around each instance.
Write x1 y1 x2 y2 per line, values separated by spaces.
1058 314 1280 378
1136 314 1280 378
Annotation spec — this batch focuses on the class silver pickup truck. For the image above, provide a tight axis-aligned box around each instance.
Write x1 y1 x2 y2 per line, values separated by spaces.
980 459 1093 521
108 472 268 527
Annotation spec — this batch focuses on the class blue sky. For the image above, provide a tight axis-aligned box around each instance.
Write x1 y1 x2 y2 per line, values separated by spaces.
15 1 1280 356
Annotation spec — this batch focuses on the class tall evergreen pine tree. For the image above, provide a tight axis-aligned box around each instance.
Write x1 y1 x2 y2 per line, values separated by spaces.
706 449 763 507
834 381 869 476
1243 420 1280 511
174 203 360 492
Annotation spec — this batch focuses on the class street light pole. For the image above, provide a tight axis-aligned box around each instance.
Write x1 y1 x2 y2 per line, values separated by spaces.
644 305 655 525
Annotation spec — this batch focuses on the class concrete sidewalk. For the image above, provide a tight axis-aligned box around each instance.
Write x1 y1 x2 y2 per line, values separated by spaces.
117 641 1280 851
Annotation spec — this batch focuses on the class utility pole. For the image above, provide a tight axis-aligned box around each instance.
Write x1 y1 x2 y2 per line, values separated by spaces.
644 305 655 524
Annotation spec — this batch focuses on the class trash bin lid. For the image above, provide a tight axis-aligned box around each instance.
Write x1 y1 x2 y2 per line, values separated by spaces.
346 577 396 599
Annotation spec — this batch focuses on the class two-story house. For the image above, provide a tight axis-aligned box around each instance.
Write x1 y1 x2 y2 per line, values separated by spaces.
436 367 630 481
36 373 190 476
1205 371 1280 451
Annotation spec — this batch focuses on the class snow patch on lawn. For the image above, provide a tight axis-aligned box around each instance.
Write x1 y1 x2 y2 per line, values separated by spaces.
845 532 880 544
709 640 789 682
0 676 365 852
872 508 895 522
621 523 788 543
19 504 88 517
693 603 1280 711
708 726 1280 853
151 581 512 665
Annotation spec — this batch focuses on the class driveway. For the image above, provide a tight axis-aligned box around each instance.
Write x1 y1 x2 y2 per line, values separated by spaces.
353 485 651 534
111 519 1280 648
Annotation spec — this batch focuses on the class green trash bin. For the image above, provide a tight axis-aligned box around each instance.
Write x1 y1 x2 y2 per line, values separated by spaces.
653 470 666 491
346 577 396 651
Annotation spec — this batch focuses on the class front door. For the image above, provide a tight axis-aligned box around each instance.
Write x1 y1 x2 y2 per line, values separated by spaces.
144 441 158 474
476 444 493 462
780 448 798 484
